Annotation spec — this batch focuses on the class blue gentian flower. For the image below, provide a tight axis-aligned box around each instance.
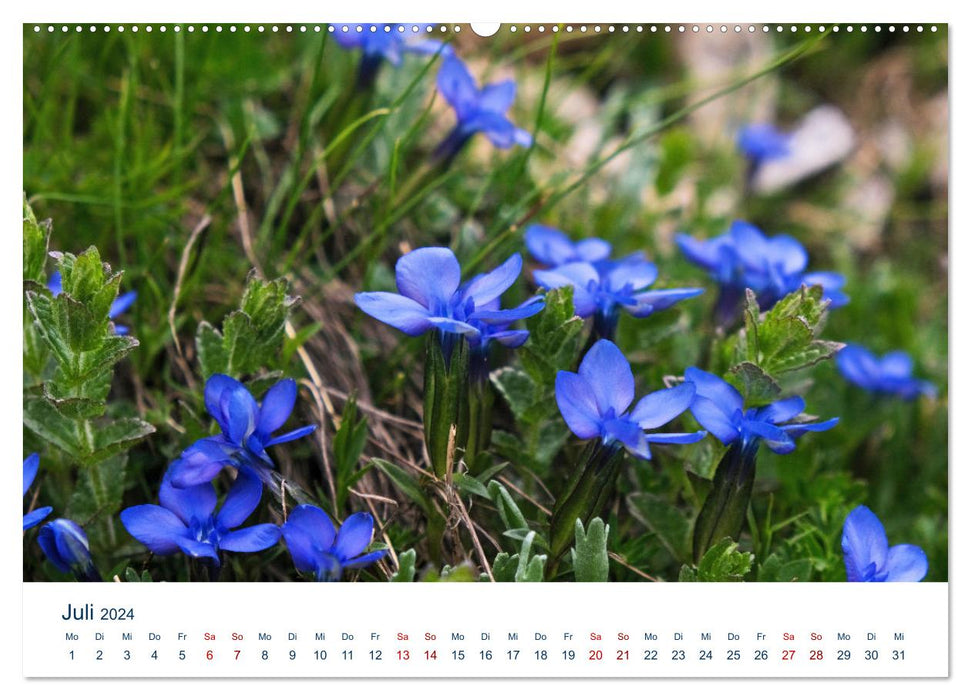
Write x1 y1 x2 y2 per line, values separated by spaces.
167 375 317 489
354 247 542 362
842 505 927 582
676 220 847 326
121 471 280 564
525 224 612 268
434 55 532 162
332 24 450 86
685 366 838 454
49 270 137 335
282 505 387 582
534 253 703 340
836 344 936 400
38 518 100 581
23 453 53 530
555 340 704 460
737 124 791 164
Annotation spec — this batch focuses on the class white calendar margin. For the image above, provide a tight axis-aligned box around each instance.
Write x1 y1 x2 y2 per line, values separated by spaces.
22 582 948 678
7 0 961 696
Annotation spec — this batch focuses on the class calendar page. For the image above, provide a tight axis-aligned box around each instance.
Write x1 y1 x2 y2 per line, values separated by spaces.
18 8 952 690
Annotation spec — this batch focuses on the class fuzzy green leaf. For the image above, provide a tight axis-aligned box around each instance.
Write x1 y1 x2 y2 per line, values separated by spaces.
572 517 609 582
487 480 529 532
390 549 417 582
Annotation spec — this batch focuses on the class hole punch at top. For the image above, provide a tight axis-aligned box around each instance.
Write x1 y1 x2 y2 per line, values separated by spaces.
470 23 501 37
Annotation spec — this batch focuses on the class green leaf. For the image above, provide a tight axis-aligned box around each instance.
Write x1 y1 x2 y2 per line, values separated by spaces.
453 472 490 499
87 418 156 465
23 397 80 456
196 321 229 378
487 481 528 532
728 361 781 405
490 552 518 582
333 396 369 509
196 275 299 378
23 197 50 281
572 517 609 582
123 567 153 583
490 367 537 421
682 537 754 582
390 549 417 582
371 459 433 516
731 287 844 402
68 453 127 522
520 286 583 387
758 553 814 582
627 493 691 563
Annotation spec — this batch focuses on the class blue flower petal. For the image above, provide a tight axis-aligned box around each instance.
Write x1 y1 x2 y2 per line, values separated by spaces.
263 423 318 448
646 431 707 445
489 329 530 348
48 270 63 295
737 124 791 161
578 339 635 415
837 344 880 387
218 524 281 553
728 220 771 271
395 247 461 308
175 537 220 562
23 506 53 530
257 379 297 438
204 374 244 429
676 233 729 273
526 225 583 266
629 287 704 314
39 519 93 574
574 238 612 263
283 504 337 556
768 235 809 275
885 544 929 582
602 417 650 459
120 505 187 555
742 419 796 454
23 453 40 495
437 56 479 119
555 371 602 440
688 395 739 445
842 505 889 582
224 383 259 444
354 291 434 335
334 512 376 561
167 438 236 488
753 396 806 425
470 301 543 324
684 367 744 415
460 253 522 307
160 476 217 526
109 290 137 317
880 351 914 380
604 259 657 293
477 80 516 113
426 317 481 336
216 470 263 529
781 417 839 437
342 549 388 569
630 382 696 429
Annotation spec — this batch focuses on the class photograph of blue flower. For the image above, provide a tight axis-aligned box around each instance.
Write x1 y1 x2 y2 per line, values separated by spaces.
23 24 946 583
